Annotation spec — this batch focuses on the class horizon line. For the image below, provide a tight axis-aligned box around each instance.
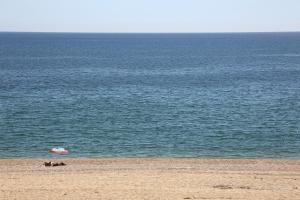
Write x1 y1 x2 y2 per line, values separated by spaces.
0 31 300 34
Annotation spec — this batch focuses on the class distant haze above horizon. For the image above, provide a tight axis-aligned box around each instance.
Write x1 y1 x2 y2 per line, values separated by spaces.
0 0 300 33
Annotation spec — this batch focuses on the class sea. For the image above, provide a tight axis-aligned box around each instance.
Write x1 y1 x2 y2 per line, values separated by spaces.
0 32 300 158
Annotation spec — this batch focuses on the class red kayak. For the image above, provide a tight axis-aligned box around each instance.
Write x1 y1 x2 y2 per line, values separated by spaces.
48 148 68 154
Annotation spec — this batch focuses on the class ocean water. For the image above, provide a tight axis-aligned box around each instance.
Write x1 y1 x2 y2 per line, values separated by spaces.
0 32 300 158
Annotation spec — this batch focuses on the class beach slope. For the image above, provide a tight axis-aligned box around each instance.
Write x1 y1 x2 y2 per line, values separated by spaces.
1 158 300 200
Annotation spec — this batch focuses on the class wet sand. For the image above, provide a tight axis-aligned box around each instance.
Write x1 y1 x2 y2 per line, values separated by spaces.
1 158 300 200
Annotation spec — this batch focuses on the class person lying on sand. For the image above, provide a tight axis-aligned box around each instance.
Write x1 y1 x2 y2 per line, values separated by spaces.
44 161 66 167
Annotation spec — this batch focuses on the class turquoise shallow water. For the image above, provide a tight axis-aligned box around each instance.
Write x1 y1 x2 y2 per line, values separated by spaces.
0 32 300 158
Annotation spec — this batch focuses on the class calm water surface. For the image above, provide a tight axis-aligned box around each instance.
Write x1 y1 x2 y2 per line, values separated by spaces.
0 33 300 158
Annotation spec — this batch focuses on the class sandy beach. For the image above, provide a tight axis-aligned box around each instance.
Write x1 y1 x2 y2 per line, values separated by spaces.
1 158 300 200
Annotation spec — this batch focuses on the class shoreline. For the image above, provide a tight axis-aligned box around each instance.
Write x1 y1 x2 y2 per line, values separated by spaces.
1 155 300 160
1 158 300 200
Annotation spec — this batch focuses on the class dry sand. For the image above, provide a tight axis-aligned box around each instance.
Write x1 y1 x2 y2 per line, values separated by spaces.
1 158 300 200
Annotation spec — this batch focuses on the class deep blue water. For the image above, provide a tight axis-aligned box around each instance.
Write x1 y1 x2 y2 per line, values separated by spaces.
0 32 300 158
